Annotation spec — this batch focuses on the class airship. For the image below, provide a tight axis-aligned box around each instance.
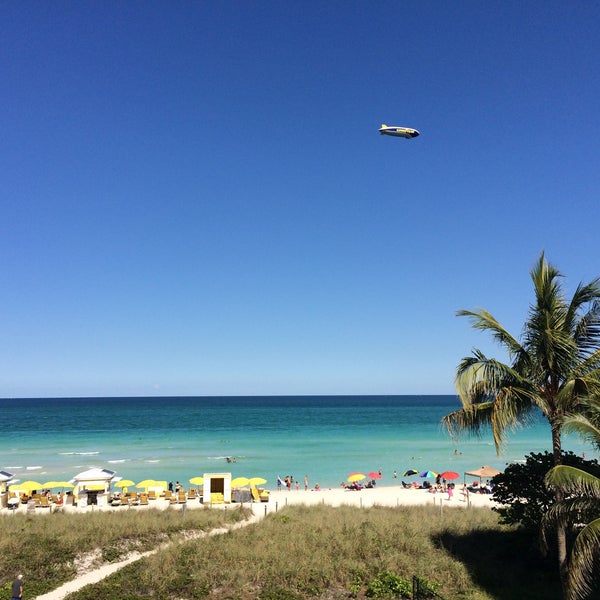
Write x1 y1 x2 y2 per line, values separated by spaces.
379 124 420 139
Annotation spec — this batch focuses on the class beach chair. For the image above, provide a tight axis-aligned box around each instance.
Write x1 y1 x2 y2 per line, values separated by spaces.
188 488 196 500
177 490 187 503
250 485 269 503
164 490 173 501
148 490 157 500
140 493 149 505
39 496 51 508
210 492 224 504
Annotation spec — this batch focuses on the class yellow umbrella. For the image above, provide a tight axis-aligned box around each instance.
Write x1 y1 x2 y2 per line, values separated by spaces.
347 473 366 483
189 477 204 486
41 481 59 488
136 479 156 491
248 477 267 486
42 481 74 489
115 480 135 488
9 480 43 492
231 477 250 488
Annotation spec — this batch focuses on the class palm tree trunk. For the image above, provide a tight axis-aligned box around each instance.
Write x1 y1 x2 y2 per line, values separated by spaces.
551 419 569 598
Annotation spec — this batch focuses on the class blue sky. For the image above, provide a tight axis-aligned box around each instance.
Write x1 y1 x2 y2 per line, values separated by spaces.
2 2 599 398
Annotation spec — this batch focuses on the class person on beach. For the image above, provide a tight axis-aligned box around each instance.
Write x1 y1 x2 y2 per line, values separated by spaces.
304 474 308 491
277 475 283 491
12 574 23 600
447 483 454 500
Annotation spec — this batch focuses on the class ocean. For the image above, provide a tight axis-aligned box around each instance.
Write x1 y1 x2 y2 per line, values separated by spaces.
0 395 593 489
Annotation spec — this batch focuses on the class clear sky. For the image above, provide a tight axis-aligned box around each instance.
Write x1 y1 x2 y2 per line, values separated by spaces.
2 2 599 398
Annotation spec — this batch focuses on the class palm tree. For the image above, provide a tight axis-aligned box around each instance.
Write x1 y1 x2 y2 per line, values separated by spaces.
544 408 600 600
442 253 600 594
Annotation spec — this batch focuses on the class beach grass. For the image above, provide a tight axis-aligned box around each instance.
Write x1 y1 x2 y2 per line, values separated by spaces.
0 505 252 598
51 504 561 600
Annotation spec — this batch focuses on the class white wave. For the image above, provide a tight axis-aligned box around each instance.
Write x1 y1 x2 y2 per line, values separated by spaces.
59 451 100 456
26 466 43 470
145 460 160 463
107 459 127 464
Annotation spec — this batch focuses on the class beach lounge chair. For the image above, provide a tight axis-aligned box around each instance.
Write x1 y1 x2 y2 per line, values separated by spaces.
148 490 157 500
164 490 173 501
39 495 51 508
188 488 196 500
210 492 224 504
140 493 148 505
250 485 269 503
177 490 187 503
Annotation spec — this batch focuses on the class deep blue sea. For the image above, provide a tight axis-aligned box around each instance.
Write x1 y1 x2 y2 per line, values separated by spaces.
0 396 593 489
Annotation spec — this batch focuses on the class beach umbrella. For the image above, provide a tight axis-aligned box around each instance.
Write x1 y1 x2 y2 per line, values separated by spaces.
248 477 267 486
9 480 43 492
348 473 366 483
189 477 204 486
440 471 460 480
367 472 382 480
41 481 59 489
42 481 74 490
403 469 418 477
231 477 250 488
115 480 135 488
136 479 156 490
114 480 135 493
419 470 438 478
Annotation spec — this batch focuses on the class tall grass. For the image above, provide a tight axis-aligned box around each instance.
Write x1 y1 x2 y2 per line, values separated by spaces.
62 504 561 600
0 505 251 598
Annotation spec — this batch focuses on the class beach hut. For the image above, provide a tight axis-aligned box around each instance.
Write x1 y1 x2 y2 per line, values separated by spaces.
71 468 116 508
0 470 14 508
203 472 232 504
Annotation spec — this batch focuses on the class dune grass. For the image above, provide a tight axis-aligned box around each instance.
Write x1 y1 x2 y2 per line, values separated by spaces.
55 504 560 600
0 505 251 598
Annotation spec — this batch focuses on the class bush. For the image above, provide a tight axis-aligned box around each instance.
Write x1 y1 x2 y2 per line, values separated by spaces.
492 450 600 530
366 570 412 598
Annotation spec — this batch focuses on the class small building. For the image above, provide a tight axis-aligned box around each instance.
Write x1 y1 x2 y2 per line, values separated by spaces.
0 470 14 508
71 467 116 508
203 472 232 504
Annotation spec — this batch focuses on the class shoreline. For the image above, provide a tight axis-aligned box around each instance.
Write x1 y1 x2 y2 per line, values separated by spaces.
2 483 498 516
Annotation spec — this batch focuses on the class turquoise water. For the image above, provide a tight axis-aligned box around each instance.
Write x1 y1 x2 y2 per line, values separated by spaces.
0 396 593 489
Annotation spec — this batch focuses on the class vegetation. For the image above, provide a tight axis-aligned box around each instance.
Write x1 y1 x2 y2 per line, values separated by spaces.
442 253 600 594
543 405 600 600
491 451 600 531
36 504 564 600
0 505 251 598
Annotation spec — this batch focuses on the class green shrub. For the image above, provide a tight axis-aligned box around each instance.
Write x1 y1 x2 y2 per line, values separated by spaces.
365 570 411 598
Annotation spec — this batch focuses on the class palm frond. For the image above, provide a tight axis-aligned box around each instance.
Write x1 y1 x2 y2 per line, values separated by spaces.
441 403 495 438
545 465 600 497
456 308 525 359
567 518 600 600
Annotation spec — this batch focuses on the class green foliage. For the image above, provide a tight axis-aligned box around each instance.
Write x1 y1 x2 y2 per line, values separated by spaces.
365 571 411 598
492 451 600 531
100 545 126 563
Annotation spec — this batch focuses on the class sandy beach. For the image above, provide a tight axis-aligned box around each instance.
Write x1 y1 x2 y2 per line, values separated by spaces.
3 483 497 517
